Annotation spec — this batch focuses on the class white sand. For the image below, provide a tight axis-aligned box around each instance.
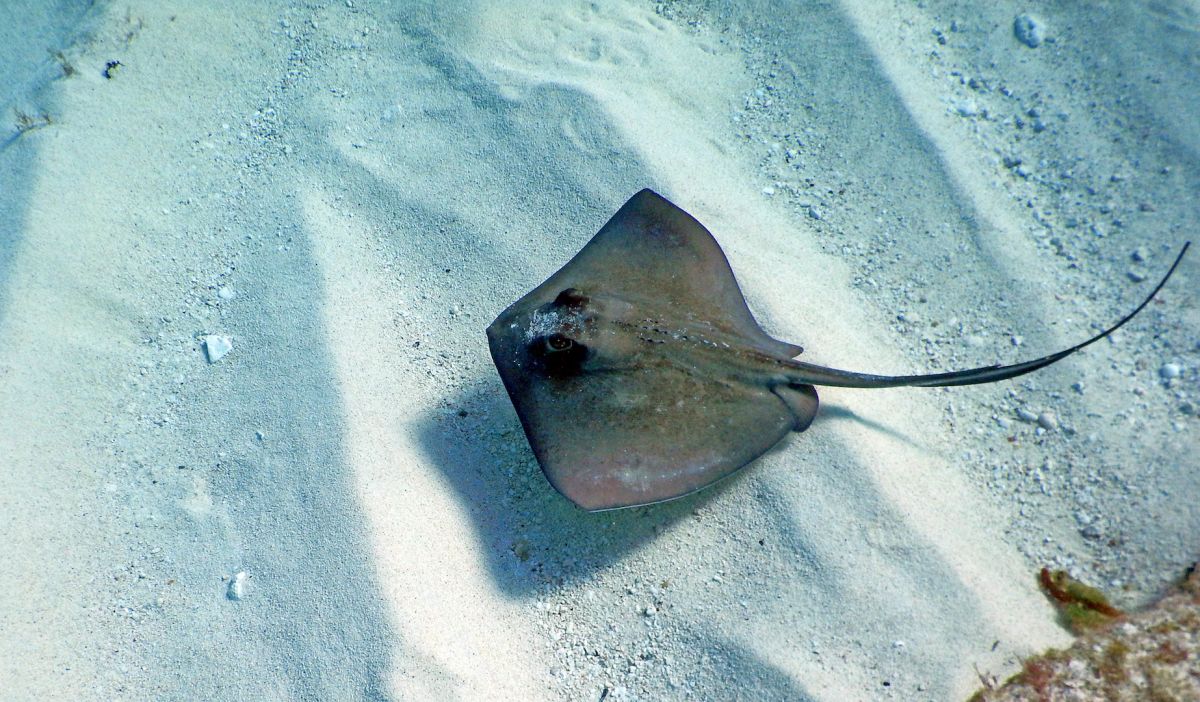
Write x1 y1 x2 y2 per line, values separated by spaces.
1 1 1195 700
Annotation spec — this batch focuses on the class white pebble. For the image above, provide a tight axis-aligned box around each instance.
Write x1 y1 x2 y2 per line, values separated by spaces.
1013 14 1045 48
227 571 248 600
1037 411 1059 431
217 286 236 300
762 186 776 196
1160 362 1182 379
203 335 233 363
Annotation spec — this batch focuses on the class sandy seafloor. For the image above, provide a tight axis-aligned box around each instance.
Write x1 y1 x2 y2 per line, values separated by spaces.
0 1 1197 700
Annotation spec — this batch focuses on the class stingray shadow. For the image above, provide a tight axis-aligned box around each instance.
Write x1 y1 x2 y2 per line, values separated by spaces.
415 380 750 597
818 402 929 453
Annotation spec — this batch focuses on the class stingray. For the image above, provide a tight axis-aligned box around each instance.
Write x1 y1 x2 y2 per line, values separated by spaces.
487 189 1189 511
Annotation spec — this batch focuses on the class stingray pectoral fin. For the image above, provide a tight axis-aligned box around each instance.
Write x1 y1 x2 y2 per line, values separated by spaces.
513 189 808 361
783 241 1190 389
494 364 800 511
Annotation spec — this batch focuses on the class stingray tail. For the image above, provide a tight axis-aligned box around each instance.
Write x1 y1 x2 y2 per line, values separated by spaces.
783 242 1190 389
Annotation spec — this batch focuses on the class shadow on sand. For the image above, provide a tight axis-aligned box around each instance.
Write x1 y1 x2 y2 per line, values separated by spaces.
414 380 743 597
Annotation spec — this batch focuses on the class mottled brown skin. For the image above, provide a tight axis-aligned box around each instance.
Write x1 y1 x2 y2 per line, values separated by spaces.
487 189 1188 511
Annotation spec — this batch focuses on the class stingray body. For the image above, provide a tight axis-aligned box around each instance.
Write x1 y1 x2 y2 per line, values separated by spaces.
487 189 1188 511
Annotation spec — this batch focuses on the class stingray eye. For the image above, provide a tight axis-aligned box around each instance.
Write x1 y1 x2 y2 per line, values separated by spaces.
530 333 588 376
546 333 574 352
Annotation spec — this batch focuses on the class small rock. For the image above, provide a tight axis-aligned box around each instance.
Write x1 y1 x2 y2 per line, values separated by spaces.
1131 247 1148 263
1127 269 1147 283
1016 407 1039 423
954 99 979 117
762 186 776 196
1159 363 1182 379
1037 411 1059 431
203 335 233 363
217 286 236 300
227 570 248 600
1081 524 1103 540
1013 14 1046 48
808 206 823 221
